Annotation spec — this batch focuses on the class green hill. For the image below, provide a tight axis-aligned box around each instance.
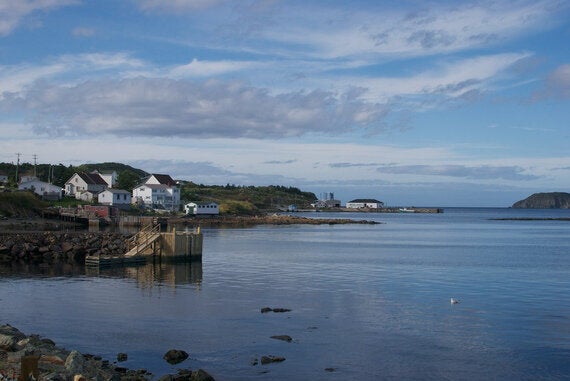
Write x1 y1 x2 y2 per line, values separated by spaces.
179 183 317 214
1 161 317 215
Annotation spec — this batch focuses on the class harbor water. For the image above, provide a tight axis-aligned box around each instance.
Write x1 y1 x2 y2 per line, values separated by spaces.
1 208 570 380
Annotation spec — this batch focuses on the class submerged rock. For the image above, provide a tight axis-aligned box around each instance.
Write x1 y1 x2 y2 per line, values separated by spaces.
270 335 292 342
260 307 291 313
158 368 215 381
260 355 286 365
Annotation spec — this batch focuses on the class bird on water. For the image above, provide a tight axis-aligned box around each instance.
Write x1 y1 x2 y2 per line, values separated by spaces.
450 298 460 305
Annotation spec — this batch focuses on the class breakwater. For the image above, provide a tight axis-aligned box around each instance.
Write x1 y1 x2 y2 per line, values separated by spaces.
0 231 131 264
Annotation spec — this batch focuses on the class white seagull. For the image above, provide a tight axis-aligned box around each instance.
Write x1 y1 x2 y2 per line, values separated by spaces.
450 298 460 305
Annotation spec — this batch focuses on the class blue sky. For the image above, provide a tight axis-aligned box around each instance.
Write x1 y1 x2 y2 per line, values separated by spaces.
1 0 569 207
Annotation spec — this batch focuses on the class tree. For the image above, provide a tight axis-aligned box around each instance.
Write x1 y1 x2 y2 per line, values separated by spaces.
117 169 140 191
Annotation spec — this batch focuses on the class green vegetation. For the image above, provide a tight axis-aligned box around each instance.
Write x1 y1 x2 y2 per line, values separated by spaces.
181 183 317 214
0 161 147 191
0 192 48 217
1 161 318 215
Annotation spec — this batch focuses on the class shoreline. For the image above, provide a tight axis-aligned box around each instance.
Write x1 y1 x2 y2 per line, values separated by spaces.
170 214 381 227
0 213 381 232
0 323 215 381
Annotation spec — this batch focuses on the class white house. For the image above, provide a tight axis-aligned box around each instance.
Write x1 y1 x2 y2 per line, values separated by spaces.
91 170 117 188
98 188 132 208
132 174 180 211
18 178 62 200
346 199 384 209
184 202 219 215
65 172 108 198
0 172 8 184
76 190 100 202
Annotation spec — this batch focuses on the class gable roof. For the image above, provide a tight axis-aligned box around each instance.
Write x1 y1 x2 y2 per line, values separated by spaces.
348 199 383 203
102 188 130 194
151 174 176 186
77 172 108 185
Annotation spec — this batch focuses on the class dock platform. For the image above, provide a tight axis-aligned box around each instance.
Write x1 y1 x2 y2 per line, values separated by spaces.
85 225 203 268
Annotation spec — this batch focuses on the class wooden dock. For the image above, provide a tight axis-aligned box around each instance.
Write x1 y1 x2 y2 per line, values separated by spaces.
85 225 203 268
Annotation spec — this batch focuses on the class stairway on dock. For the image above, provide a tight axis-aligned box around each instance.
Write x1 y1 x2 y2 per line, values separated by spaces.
125 223 162 257
85 224 203 268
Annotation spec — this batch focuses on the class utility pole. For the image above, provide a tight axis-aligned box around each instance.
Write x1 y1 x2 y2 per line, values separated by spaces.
15 153 21 185
33 154 37 177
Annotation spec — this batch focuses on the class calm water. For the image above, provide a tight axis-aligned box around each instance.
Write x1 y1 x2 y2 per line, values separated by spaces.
2 208 570 380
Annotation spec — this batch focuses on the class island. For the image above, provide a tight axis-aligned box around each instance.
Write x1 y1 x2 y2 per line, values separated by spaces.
512 192 570 209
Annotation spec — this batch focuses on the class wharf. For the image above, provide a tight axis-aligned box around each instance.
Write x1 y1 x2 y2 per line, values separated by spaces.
85 225 203 268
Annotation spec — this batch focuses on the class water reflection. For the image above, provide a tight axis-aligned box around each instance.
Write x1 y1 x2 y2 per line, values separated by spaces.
0 260 202 288
86 261 203 289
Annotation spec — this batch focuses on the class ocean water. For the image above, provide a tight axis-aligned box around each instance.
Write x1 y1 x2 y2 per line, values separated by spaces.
2 208 570 380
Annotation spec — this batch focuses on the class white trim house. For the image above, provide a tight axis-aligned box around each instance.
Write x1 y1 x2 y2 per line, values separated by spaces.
91 170 117 188
18 179 62 200
132 179 180 211
65 172 108 198
184 202 219 215
98 188 132 208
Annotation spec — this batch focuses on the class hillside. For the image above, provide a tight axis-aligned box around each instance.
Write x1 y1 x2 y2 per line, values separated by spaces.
512 192 570 209
180 183 317 214
0 161 147 189
0 192 48 218
1 161 318 215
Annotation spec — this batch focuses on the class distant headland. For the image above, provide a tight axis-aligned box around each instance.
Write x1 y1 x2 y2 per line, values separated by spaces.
512 192 570 209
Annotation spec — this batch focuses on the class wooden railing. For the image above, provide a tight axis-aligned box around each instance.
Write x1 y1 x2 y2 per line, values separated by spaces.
125 223 161 257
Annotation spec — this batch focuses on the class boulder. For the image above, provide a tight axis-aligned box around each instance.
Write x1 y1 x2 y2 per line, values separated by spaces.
163 349 189 365
0 324 26 351
270 335 292 342
65 350 85 374
191 369 215 381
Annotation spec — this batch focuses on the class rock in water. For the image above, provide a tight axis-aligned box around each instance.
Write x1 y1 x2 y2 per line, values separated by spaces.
260 355 286 365
163 349 189 364
270 335 293 342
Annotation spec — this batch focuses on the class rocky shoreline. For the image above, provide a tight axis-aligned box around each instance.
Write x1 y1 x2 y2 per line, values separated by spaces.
0 231 131 265
173 214 380 227
0 324 215 381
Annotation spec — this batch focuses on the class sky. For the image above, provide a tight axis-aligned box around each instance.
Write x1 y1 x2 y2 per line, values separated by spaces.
1 0 569 207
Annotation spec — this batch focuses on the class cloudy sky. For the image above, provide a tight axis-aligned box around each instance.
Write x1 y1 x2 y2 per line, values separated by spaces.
1 0 569 207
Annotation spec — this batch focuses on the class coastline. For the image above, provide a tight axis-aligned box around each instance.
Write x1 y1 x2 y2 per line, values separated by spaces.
0 213 380 232
0 323 215 381
170 214 381 227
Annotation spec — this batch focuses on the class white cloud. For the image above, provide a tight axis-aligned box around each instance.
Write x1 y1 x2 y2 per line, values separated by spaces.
4 77 389 138
169 58 263 78
257 0 562 60
0 0 78 36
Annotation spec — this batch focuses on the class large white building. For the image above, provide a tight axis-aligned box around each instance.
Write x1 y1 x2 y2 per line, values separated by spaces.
132 174 180 211
18 178 62 200
184 202 219 215
346 199 384 209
